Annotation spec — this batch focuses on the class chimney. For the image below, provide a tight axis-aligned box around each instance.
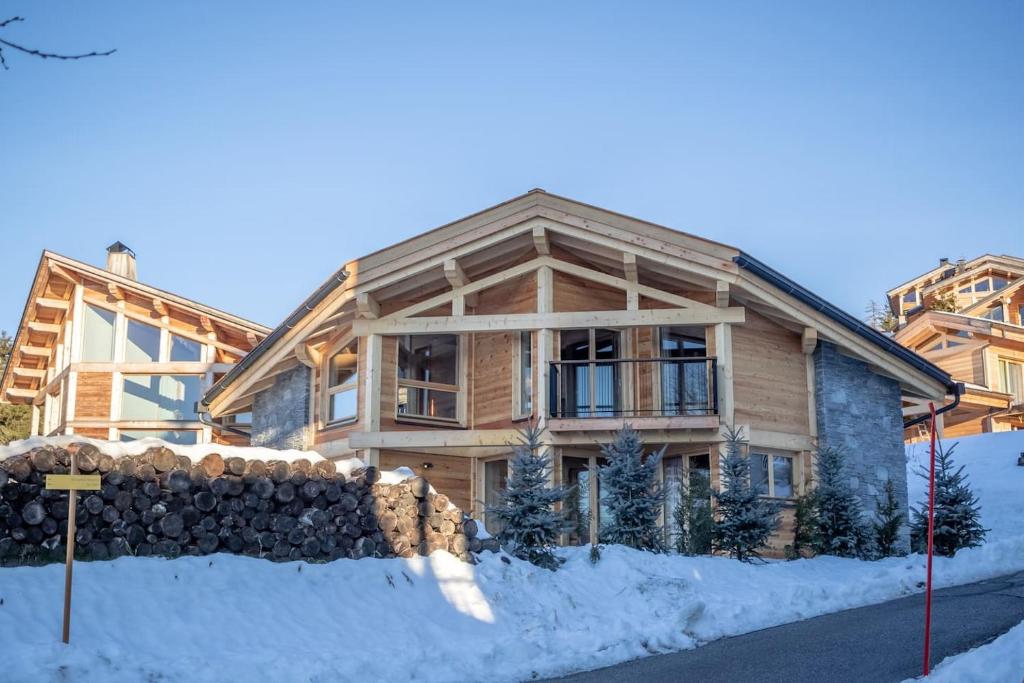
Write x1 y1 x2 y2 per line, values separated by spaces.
939 257 949 267
106 241 137 280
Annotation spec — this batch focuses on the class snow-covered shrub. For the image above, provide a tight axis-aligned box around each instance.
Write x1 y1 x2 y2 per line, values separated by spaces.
785 492 818 560
712 426 780 562
872 479 906 558
673 470 713 555
910 440 986 557
598 425 665 551
486 422 570 569
813 446 874 559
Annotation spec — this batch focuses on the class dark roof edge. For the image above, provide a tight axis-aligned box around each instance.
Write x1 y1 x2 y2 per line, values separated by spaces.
733 252 957 393
202 268 349 406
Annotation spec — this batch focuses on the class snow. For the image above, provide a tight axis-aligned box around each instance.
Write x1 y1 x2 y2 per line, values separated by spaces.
0 430 1021 682
905 619 1024 682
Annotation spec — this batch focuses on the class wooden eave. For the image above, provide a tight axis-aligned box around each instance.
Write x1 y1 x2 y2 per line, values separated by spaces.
207 191 957 415
1 250 271 405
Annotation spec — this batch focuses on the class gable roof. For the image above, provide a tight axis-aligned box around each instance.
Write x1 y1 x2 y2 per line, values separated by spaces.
887 254 1024 298
205 190 955 410
1 250 271 404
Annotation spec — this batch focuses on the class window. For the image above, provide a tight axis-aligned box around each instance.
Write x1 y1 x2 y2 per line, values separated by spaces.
558 328 620 417
659 326 709 415
663 453 711 550
170 334 202 361
902 291 917 304
749 451 796 498
397 334 460 421
223 411 252 427
483 459 508 535
992 277 1009 291
958 285 972 294
975 279 990 292
327 342 358 423
121 375 202 420
119 430 199 445
125 319 161 362
81 304 116 361
980 306 1004 322
513 331 532 419
999 359 1023 404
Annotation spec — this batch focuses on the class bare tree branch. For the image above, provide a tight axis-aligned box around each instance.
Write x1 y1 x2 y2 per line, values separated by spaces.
0 16 115 70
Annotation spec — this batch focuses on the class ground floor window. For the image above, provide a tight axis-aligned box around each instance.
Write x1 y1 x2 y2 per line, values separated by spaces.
483 459 508 535
749 451 796 499
121 375 202 421
119 429 199 445
664 453 712 551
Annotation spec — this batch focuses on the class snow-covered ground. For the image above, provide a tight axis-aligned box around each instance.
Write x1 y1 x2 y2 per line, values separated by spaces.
0 431 1021 682
906 619 1024 683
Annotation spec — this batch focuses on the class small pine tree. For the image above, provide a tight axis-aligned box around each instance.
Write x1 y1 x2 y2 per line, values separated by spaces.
712 426 781 562
927 291 959 313
873 479 906 558
785 492 818 560
910 441 986 557
674 471 714 555
599 425 665 551
814 447 874 558
864 300 899 334
486 422 571 569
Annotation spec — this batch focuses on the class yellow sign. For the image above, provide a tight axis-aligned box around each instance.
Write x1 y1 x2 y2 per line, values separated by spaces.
45 474 102 491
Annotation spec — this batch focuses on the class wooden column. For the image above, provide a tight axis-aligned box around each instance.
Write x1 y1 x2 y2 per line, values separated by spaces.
30 404 40 437
64 284 85 433
714 322 734 426
537 266 554 430
361 333 383 468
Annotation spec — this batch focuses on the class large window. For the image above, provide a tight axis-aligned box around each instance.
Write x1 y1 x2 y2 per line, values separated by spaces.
980 306 1005 322
749 451 796 498
483 459 508 535
327 342 358 424
659 326 709 415
170 334 202 361
397 334 460 421
664 454 711 551
513 331 532 419
999 359 1023 404
81 304 116 361
121 375 202 421
559 328 620 417
125 319 161 362
120 430 199 445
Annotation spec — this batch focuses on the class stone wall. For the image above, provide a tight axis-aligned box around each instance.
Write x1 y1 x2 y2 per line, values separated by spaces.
814 341 910 551
251 365 310 450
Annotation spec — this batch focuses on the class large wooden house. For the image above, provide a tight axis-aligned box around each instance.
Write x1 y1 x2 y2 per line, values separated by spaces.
887 255 1024 440
0 244 270 445
203 190 957 550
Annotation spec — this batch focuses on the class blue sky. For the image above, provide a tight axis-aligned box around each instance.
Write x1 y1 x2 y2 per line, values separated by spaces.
1 1 1021 333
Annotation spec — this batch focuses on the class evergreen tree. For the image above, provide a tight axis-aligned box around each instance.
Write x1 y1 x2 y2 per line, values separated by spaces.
486 422 571 569
873 479 906 558
599 425 665 551
910 441 986 557
712 426 781 562
864 300 899 334
0 331 31 445
674 470 714 555
785 492 818 560
814 447 874 558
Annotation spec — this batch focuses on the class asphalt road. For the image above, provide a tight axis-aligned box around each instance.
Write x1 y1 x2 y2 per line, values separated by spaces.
547 570 1024 683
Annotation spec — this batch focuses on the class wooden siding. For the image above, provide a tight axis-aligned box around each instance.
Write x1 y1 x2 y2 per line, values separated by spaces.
553 271 625 312
74 372 112 419
932 348 986 386
379 451 473 511
472 331 516 428
732 310 810 434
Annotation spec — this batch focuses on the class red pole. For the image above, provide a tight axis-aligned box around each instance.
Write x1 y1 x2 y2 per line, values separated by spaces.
923 401 938 676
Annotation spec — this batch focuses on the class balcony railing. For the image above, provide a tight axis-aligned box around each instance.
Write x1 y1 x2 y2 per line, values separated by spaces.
548 357 718 419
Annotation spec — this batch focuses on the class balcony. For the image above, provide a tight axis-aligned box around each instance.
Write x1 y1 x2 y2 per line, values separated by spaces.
547 357 719 432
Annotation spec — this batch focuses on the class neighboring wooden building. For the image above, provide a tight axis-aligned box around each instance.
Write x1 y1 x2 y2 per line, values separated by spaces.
888 255 1024 440
204 190 956 551
0 244 270 445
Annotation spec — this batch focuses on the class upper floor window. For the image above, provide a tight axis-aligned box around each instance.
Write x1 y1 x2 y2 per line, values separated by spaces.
82 304 116 361
974 279 990 293
992 276 1010 291
327 342 358 424
170 334 202 361
958 284 972 294
513 331 532 419
125 319 161 362
902 291 917 304
659 326 709 415
749 451 796 499
999 359 1023 404
397 334 459 421
559 328 621 417
980 306 1004 322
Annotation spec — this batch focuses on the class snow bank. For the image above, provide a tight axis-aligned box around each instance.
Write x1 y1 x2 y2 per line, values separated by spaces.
905 618 1024 682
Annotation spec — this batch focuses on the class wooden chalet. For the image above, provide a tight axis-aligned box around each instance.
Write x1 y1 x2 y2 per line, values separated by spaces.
0 244 270 445
204 190 956 550
888 255 1024 440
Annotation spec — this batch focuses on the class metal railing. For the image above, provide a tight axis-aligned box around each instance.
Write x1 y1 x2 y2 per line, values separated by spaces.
548 357 718 419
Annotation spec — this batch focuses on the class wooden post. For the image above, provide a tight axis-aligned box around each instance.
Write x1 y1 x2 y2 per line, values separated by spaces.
62 450 78 644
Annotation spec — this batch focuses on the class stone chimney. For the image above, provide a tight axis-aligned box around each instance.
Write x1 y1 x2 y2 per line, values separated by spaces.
106 241 137 280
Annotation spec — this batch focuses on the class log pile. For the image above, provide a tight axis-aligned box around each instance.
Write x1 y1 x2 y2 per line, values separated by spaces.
0 443 500 566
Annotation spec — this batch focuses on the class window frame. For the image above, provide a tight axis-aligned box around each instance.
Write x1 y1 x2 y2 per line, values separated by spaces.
395 334 464 425
747 449 800 499
512 331 533 420
325 340 360 426
119 373 204 421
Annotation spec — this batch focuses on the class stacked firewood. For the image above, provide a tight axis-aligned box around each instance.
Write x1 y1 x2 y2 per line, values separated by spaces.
0 443 499 566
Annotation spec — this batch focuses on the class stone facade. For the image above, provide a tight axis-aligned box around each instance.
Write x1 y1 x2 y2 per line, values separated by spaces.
251 365 311 450
814 341 910 551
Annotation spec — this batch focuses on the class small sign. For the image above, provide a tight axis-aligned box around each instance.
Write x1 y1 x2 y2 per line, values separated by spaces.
45 474 101 490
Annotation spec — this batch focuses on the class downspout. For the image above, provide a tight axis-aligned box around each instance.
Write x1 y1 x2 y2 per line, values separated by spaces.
903 382 963 430
197 409 251 438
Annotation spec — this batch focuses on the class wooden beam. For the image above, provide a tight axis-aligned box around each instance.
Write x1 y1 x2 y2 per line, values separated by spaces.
246 331 259 347
47 261 79 284
354 306 746 335
5 387 37 400
444 258 477 307
35 297 69 311
802 327 818 355
716 280 730 308
107 283 125 301
12 367 46 379
152 297 168 317
545 257 717 312
714 323 735 425
20 345 51 357
532 225 550 255
356 292 381 319
27 321 61 335
294 343 320 369
622 253 638 283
